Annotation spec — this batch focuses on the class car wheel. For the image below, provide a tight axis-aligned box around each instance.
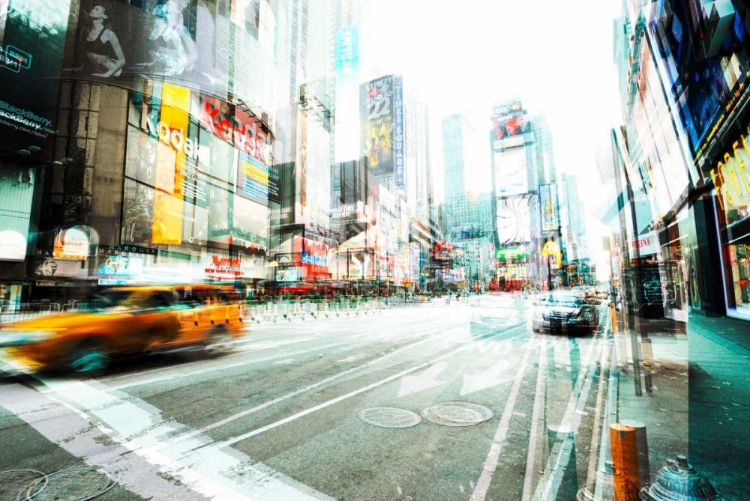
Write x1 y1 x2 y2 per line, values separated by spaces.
204 325 231 356
67 343 110 374
533 328 541 334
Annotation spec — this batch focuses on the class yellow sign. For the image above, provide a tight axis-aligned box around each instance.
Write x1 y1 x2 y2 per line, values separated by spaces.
542 240 562 268
710 125 750 211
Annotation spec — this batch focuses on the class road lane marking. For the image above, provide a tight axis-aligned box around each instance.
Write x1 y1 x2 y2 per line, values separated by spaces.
0 383 209 501
104 327 424 392
147 332 452 450
522 338 547 501
470 333 538 501
200 325 528 452
25 378 337 501
532 334 606 501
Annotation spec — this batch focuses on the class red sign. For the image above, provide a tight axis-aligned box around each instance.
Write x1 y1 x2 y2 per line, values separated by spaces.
200 97 273 165
294 237 329 278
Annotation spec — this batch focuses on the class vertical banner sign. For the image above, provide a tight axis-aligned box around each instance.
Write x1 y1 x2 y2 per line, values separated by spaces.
393 76 405 188
0 0 72 160
334 27 359 163
541 183 559 231
361 75 395 177
152 83 190 245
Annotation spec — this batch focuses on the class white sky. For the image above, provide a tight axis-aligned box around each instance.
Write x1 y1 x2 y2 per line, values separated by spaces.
360 0 623 268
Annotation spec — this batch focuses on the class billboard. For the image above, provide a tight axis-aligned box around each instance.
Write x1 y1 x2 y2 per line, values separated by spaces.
65 0 230 98
361 75 403 178
393 76 405 187
650 1 749 162
496 195 532 244
493 147 528 197
540 183 560 231
0 0 72 159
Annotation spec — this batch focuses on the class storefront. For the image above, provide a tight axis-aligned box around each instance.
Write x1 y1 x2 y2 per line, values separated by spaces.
712 122 750 320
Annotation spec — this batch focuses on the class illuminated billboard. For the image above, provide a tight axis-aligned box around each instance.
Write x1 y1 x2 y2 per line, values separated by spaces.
361 75 403 178
0 0 72 159
540 183 559 231
493 147 528 197
496 195 532 244
650 1 750 162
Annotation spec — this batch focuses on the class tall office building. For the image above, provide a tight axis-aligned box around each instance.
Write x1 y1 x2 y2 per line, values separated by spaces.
442 114 471 207
442 114 494 289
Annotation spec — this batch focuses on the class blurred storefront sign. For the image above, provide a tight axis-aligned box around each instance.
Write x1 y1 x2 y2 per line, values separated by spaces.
630 232 659 256
0 230 26 261
52 227 90 260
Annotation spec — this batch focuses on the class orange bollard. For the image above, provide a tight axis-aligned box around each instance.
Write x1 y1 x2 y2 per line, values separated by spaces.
610 302 618 334
610 421 649 501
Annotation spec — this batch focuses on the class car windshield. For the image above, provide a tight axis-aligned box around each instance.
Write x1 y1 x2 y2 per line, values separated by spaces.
545 294 583 308
1 1 747 500
85 289 144 311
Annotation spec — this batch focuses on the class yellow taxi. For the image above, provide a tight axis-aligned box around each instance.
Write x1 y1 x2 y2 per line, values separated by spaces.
0 285 247 373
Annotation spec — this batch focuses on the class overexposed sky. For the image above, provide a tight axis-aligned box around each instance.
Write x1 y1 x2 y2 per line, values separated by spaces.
360 0 623 263
361 0 622 194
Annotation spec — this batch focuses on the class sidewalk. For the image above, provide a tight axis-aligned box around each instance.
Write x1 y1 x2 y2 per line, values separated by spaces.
611 312 749 499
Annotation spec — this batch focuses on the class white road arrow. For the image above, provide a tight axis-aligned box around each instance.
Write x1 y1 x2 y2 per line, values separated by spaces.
460 359 514 396
398 361 449 397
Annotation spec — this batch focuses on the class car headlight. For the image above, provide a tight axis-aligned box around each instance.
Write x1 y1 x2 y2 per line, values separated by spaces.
0 331 57 347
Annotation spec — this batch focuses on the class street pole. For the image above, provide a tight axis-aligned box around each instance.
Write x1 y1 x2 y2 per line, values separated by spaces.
548 255 554 292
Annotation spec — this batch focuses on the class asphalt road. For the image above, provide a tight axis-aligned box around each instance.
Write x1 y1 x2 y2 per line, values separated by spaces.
0 295 612 501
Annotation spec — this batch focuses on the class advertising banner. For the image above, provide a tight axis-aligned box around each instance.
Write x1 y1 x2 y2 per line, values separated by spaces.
494 147 528 197
294 236 329 278
96 254 144 277
52 226 90 260
33 257 83 278
496 246 525 260
199 95 273 169
496 195 532 244
540 183 560 231
393 76 405 187
361 75 396 177
650 2 749 162
630 231 659 256
0 0 72 159
66 0 229 99
276 268 299 282
491 99 527 140
237 151 269 204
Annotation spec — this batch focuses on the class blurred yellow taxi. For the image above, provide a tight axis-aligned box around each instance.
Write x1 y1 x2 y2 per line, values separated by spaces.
0 285 247 373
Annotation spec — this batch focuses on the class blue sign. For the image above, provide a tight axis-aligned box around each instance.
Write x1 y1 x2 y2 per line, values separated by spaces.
335 28 359 79
238 152 269 204
393 76 405 188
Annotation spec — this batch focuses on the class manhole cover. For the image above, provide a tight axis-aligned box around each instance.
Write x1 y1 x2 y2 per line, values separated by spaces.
0 470 47 500
422 402 494 427
21 466 116 501
358 407 421 429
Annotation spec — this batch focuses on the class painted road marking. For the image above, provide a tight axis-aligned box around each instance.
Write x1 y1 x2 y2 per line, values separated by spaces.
522 338 547 501
460 358 515 396
201 325 527 453
28 378 336 501
470 333 538 501
398 361 448 397
532 335 606 501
